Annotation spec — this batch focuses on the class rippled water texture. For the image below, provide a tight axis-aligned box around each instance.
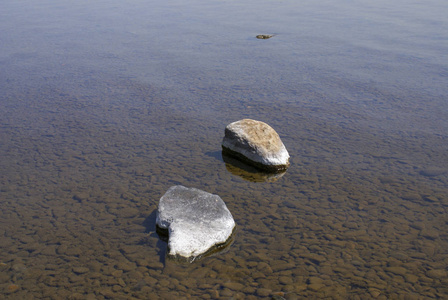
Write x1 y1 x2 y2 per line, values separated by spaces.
1 0 447 298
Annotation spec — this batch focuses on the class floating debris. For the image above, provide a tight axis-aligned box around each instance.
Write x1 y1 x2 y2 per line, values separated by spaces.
256 34 275 39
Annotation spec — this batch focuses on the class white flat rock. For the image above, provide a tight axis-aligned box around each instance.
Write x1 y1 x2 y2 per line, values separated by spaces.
156 185 235 262
222 119 290 171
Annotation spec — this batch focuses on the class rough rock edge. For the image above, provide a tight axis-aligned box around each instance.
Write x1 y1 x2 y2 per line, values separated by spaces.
156 225 236 263
222 146 290 172
156 186 236 262
222 152 287 182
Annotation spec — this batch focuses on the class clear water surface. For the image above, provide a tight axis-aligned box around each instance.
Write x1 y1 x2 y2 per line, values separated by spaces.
1 0 447 298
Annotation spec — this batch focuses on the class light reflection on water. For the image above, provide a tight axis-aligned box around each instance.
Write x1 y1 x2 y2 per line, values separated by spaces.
1 0 447 298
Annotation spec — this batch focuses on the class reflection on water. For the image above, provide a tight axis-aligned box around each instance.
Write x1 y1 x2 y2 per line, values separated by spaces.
1 0 448 298
222 153 287 183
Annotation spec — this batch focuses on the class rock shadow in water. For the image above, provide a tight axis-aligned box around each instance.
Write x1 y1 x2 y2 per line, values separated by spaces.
222 152 287 182
155 224 236 264
142 210 168 264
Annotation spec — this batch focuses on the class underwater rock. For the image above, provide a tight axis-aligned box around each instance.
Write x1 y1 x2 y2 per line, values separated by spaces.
222 119 290 172
222 152 286 182
419 167 447 177
156 185 235 262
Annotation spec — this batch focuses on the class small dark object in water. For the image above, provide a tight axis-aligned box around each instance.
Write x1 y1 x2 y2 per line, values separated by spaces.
256 34 275 39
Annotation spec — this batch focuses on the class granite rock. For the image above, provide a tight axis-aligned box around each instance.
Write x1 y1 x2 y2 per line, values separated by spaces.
222 119 290 172
156 186 235 262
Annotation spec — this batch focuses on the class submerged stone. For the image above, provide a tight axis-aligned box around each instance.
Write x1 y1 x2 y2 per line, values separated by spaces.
222 119 290 172
156 185 235 262
222 152 286 182
419 167 447 177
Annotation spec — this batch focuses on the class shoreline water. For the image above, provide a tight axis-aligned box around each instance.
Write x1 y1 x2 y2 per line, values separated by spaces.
1 0 447 298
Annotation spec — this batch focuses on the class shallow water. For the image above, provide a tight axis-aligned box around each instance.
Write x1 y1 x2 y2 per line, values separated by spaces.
1 0 447 299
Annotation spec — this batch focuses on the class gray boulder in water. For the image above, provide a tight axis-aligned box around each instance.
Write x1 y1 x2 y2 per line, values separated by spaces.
156 185 235 262
222 119 290 172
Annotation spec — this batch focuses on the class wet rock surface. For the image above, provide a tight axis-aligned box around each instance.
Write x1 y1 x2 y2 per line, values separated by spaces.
156 186 235 262
222 119 290 172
